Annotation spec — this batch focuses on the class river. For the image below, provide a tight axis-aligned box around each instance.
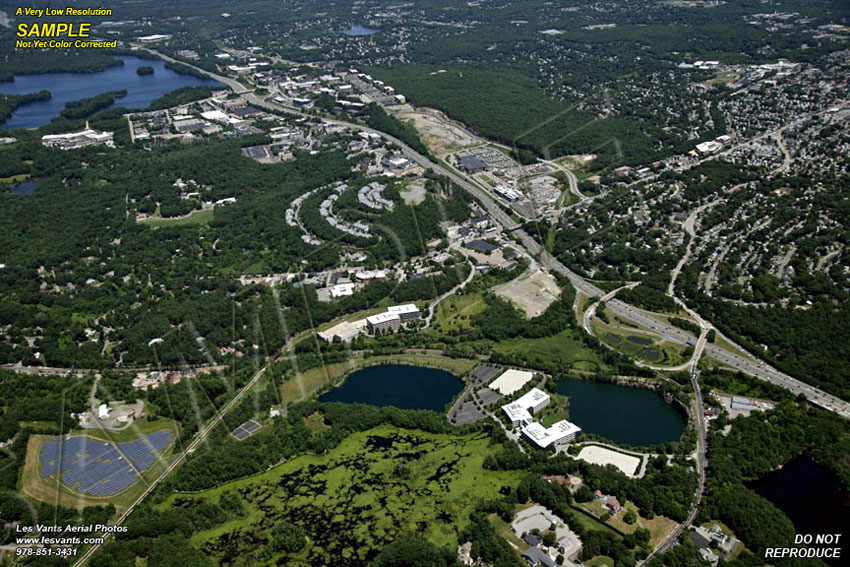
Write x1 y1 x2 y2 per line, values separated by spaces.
0 55 220 129
556 377 686 446
319 364 463 412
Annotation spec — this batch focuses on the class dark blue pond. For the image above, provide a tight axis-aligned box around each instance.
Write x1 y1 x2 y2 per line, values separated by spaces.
556 377 685 446
0 55 221 129
10 179 40 196
750 454 850 566
320 364 462 411
342 25 377 36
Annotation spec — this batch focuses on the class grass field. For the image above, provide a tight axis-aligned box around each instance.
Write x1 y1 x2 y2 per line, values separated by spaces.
434 292 487 332
139 208 214 227
161 425 522 567
495 329 605 372
22 418 179 514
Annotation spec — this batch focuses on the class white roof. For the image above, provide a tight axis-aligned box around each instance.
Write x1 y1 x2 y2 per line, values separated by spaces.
501 388 549 422
367 312 400 325
522 420 581 448
331 284 355 297
317 320 365 342
387 304 419 314
489 369 535 395
201 110 229 122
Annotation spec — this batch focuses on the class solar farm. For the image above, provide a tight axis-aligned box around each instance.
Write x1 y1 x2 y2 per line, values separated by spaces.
231 419 262 441
40 430 173 497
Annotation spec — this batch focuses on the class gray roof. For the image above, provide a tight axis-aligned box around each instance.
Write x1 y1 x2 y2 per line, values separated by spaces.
522 547 557 567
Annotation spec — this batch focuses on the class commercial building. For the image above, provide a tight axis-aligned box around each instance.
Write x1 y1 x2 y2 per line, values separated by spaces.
387 304 420 322
330 283 355 298
502 388 550 427
366 312 401 333
456 154 488 173
494 184 523 202
521 420 581 449
489 369 535 395
317 320 365 343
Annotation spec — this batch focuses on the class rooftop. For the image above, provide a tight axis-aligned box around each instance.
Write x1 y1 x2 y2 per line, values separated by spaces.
489 368 535 395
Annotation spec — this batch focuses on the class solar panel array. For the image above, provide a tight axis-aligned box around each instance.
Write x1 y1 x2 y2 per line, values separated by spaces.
40 430 173 497
231 419 261 441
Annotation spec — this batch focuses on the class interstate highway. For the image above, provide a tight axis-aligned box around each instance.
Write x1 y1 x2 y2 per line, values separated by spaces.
134 45 850 422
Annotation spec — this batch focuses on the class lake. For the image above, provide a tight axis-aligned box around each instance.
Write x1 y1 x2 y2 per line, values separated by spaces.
320 364 463 411
556 377 685 446
750 454 850 565
342 25 377 36
0 55 221 129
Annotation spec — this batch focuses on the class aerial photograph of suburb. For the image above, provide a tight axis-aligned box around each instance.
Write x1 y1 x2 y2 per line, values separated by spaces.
0 1 848 566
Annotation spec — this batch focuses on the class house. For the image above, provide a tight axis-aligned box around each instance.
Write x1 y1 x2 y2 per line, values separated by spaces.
522 533 541 547
457 542 474 566
605 496 622 515
522 547 557 567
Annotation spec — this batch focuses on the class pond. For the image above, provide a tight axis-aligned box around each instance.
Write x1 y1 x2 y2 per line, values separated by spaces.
320 364 463 412
556 377 685 446
0 55 221 129
9 178 40 196
749 454 850 565
341 25 377 36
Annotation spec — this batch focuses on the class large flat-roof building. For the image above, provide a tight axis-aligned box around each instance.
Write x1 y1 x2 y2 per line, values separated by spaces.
387 304 420 322
522 420 581 449
502 387 550 427
489 369 535 395
317 320 365 343
366 312 401 333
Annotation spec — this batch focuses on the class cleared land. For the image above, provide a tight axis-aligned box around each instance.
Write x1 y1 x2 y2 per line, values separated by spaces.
138 208 214 227
576 445 641 477
161 425 522 567
22 418 179 513
393 108 479 157
493 269 560 318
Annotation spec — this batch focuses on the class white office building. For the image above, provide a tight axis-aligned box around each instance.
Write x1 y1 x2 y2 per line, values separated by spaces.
501 388 550 427
522 420 581 449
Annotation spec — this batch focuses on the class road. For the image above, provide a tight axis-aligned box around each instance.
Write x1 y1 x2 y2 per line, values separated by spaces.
73 363 269 566
639 369 707 565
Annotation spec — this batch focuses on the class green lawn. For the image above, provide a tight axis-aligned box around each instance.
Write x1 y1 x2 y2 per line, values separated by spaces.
495 329 605 372
160 425 522 567
434 292 487 332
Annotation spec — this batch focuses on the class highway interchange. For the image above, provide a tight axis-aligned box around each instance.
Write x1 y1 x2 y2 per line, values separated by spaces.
72 45 846 566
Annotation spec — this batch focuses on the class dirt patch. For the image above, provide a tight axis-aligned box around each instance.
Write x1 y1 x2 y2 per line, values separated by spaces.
394 108 479 157
493 269 560 318
400 179 427 205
